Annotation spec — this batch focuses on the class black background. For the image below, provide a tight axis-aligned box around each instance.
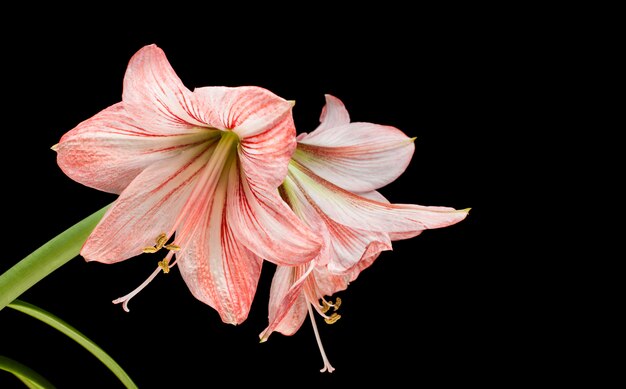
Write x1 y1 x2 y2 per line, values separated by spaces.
1 12 506 388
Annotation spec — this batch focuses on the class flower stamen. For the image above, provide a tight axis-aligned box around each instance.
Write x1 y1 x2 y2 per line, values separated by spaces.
113 249 178 311
143 233 180 254
155 233 167 250
164 244 180 251
158 259 170 274
320 297 342 314
324 312 341 325
321 299 330 314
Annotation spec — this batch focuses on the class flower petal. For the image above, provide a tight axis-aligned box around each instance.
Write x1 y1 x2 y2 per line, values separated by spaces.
298 94 350 141
122 45 206 133
280 174 333 266
289 161 469 233
312 251 381 298
191 86 297 188
175 192 262 325
260 264 312 341
56 102 211 194
81 142 215 262
238 110 296 189
294 122 415 193
284 173 392 273
324 219 391 273
226 161 321 266
358 190 424 240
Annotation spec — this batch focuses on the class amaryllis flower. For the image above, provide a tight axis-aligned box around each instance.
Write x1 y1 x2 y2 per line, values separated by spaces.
260 95 469 372
54 45 321 324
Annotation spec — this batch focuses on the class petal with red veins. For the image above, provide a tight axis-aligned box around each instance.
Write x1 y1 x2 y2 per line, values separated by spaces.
280 174 332 266
260 264 312 341
289 161 469 233
81 142 215 263
323 217 391 273
56 102 212 194
238 112 296 189
192 86 297 188
312 267 351 298
175 162 262 325
122 45 206 133
295 122 415 193
226 162 321 267
192 86 294 137
284 171 392 273
304 193 391 273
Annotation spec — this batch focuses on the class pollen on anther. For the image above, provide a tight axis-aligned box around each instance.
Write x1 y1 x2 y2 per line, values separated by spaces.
165 244 181 252
324 313 341 325
158 259 170 274
333 297 342 311
142 246 158 254
155 233 168 250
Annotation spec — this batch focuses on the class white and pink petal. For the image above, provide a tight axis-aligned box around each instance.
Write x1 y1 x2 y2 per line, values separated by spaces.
260 264 312 341
295 122 415 193
289 161 469 234
56 102 212 194
81 143 214 263
226 162 321 267
298 94 351 141
122 45 207 133
174 161 262 325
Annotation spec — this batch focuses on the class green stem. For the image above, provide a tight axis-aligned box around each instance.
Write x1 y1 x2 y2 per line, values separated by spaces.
0 205 109 311
0 355 56 389
7 300 137 389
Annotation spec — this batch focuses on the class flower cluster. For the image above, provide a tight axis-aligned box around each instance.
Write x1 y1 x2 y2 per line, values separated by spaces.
54 45 468 372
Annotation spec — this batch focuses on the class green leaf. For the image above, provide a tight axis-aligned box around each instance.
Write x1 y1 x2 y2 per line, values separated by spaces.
7 300 138 389
0 355 56 389
0 205 109 310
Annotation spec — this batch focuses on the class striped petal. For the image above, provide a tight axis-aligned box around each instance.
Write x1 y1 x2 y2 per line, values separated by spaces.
122 45 206 133
289 161 469 234
56 102 210 194
81 142 216 263
226 161 321 267
260 264 312 341
283 173 391 273
294 95 415 192
174 159 262 325
191 86 297 189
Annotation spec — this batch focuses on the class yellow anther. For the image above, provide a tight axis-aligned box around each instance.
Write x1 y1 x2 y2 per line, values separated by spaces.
324 313 341 325
164 244 180 252
158 259 170 274
320 300 330 314
143 233 180 254
333 297 342 311
155 233 168 250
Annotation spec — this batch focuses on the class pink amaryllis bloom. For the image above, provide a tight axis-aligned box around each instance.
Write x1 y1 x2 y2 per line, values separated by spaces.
259 95 469 372
54 44 321 324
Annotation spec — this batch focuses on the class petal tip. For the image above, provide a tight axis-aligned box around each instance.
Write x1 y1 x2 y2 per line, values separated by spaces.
51 143 59 152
